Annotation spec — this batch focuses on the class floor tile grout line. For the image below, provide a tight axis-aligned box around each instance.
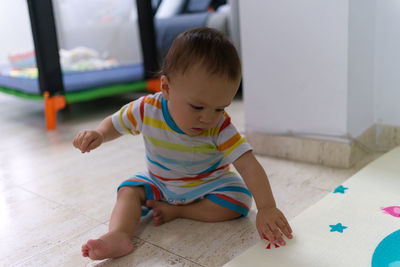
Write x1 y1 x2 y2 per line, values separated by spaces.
10 222 107 267
17 185 105 224
15 230 203 266
11 187 203 266
136 238 205 267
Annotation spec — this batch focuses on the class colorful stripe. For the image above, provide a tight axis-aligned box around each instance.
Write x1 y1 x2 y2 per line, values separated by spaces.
199 157 223 174
118 105 134 135
127 101 140 134
144 96 162 109
148 164 229 182
197 126 220 136
147 148 220 167
206 194 249 216
218 133 241 152
213 186 252 197
143 116 173 132
224 137 247 157
219 114 231 132
118 178 162 201
146 155 170 170
178 180 205 187
145 136 218 153
161 96 185 134
147 174 244 201
140 96 146 121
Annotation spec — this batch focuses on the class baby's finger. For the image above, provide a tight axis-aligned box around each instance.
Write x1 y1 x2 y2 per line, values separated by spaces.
257 229 264 240
257 224 269 240
278 218 293 239
80 132 93 152
88 137 102 151
269 226 285 245
72 132 83 149
281 216 293 236
281 215 292 231
287 223 293 236
262 226 276 243
84 140 95 152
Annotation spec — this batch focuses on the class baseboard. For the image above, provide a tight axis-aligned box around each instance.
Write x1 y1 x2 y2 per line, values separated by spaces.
245 132 367 168
356 124 400 152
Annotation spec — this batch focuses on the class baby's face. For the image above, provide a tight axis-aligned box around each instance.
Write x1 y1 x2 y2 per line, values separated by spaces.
161 64 240 136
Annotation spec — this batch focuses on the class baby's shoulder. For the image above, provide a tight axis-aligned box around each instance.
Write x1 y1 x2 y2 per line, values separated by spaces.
216 112 232 129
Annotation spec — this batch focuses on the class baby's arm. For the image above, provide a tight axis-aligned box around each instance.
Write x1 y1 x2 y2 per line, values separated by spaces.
73 115 122 153
233 151 293 245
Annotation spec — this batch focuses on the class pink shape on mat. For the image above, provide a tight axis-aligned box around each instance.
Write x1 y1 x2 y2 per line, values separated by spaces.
262 234 281 250
382 206 400 217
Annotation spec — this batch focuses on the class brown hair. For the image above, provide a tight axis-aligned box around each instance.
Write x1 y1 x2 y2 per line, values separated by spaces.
161 27 241 81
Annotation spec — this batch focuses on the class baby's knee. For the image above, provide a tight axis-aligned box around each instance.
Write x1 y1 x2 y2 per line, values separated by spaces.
117 186 146 203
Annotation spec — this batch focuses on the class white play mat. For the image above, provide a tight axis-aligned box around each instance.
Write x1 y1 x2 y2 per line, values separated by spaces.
225 147 400 267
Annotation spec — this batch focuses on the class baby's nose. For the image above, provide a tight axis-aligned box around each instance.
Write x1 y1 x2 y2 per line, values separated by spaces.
199 111 214 123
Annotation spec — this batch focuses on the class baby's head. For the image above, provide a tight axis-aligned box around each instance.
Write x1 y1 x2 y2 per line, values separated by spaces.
161 27 241 82
160 27 241 135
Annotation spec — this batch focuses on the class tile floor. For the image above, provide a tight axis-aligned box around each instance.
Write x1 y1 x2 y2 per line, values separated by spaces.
0 92 381 266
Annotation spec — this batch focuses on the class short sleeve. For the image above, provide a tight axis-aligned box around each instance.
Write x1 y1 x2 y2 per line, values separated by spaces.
111 96 144 135
216 114 252 163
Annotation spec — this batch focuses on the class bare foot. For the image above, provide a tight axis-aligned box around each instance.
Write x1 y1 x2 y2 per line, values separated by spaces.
146 200 180 226
81 231 134 260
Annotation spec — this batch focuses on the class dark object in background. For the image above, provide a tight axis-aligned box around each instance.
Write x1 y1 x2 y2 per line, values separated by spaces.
152 0 227 14
184 0 227 13
137 0 159 78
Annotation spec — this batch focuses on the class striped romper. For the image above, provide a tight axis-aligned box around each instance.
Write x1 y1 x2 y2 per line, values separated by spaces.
111 92 253 217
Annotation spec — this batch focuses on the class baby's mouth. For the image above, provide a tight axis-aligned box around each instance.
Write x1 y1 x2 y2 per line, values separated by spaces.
191 128 205 132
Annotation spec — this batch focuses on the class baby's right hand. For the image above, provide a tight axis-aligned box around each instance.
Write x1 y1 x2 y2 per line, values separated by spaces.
72 130 104 153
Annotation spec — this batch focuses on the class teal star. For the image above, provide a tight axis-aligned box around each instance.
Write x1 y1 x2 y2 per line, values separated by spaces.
329 223 348 233
333 185 348 194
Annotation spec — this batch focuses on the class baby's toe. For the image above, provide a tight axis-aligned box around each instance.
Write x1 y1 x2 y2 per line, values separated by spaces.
153 210 161 216
82 244 89 257
153 216 163 226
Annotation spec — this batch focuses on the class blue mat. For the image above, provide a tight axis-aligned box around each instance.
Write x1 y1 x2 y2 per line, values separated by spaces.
0 64 144 94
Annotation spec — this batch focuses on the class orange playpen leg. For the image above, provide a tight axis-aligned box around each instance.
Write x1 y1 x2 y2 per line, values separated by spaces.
146 78 161 93
44 91 66 130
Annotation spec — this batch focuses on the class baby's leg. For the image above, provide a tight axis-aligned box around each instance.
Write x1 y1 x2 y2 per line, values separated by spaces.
146 198 241 225
82 186 145 260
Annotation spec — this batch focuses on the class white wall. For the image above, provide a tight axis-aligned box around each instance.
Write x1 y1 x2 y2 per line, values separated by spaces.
0 0 34 65
239 0 349 137
348 0 400 135
240 0 400 143
347 0 375 138
374 0 400 126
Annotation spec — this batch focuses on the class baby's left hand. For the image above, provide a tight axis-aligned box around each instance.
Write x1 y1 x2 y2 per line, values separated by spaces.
256 207 293 246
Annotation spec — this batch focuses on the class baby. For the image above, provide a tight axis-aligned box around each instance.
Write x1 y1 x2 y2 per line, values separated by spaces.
73 27 293 260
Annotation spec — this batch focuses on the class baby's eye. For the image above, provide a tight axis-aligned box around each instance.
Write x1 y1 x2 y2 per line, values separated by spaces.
190 104 203 110
215 108 225 113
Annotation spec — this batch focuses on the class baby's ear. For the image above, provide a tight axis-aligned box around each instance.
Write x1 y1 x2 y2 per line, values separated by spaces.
160 75 170 100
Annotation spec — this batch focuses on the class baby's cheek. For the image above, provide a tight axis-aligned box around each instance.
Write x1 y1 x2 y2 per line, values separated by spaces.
214 114 224 125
